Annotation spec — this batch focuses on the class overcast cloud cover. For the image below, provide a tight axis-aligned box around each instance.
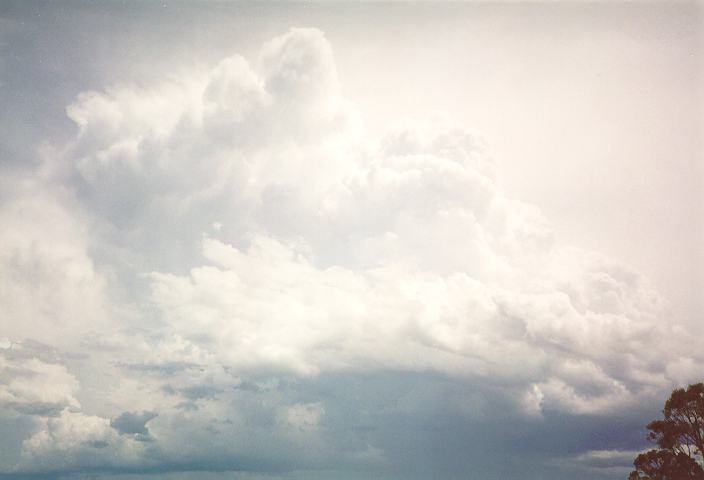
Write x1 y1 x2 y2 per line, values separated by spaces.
0 2 702 480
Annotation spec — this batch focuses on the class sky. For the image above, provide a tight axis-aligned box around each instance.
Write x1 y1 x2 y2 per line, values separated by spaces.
0 1 702 480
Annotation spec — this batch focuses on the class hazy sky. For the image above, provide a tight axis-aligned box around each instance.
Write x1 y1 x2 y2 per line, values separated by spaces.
0 2 702 480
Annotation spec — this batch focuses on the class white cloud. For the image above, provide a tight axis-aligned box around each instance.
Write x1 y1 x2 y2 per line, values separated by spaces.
566 448 646 477
54 27 703 412
278 402 325 431
18 408 153 472
0 175 109 348
0 349 80 416
1 26 702 477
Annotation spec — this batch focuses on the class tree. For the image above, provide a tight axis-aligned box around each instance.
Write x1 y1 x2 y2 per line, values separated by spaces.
629 383 704 480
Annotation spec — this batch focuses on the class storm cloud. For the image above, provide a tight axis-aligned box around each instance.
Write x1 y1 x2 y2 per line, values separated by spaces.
0 3 701 480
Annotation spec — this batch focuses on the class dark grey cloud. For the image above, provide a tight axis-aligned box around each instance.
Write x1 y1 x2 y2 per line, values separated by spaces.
111 411 158 436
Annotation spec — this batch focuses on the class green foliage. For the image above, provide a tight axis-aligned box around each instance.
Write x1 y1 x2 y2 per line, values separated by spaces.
629 383 704 480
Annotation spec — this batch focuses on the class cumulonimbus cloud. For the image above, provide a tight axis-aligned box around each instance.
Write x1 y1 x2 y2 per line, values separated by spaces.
0 27 701 475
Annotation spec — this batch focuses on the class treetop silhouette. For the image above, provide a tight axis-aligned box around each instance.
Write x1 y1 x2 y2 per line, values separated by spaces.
629 382 704 480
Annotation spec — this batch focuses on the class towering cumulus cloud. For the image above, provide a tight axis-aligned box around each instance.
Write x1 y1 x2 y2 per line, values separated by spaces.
0 28 701 478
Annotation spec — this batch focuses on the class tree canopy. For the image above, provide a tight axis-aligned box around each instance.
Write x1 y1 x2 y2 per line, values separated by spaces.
629 383 704 480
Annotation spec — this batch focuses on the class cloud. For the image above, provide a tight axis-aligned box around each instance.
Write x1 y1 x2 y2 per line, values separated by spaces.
561 448 645 477
110 411 158 436
278 402 325 431
0 345 80 417
573 448 642 468
17 409 155 473
0 174 110 348
0 26 701 479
